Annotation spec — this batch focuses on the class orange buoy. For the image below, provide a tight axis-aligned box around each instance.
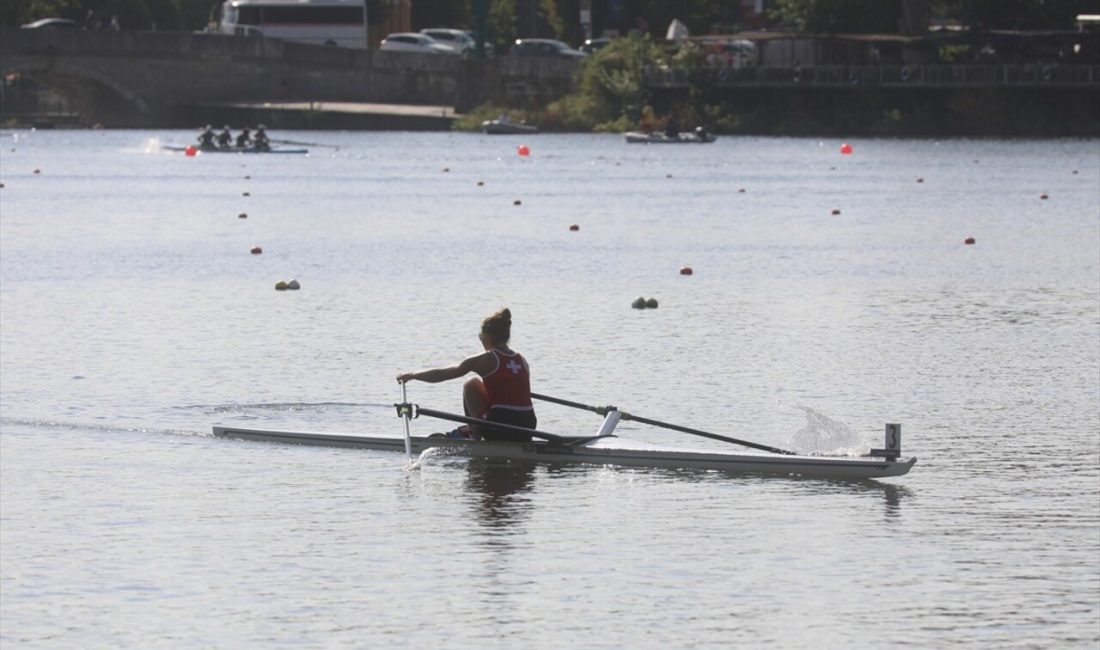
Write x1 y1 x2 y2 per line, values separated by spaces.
831 208 841 215
1040 193 1048 200
680 266 693 275
840 143 853 155
185 146 197 157
964 237 976 245
517 145 530 156
238 213 247 219
250 246 262 255
569 224 579 231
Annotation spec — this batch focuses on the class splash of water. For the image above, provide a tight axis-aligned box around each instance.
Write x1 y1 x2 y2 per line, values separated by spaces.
789 406 867 456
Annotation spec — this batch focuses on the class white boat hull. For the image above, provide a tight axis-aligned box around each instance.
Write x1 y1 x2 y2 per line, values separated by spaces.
211 426 916 480
624 131 717 144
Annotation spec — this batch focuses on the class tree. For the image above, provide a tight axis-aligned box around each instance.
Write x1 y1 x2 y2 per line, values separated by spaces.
412 0 469 30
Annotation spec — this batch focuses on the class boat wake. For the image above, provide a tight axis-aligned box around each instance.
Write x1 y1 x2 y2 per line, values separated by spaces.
789 407 868 457
406 445 465 471
188 401 382 415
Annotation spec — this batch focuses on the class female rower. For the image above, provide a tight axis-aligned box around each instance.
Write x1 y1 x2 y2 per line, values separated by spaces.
396 308 536 442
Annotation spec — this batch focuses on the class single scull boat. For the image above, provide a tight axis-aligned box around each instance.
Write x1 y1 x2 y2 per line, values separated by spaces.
211 393 916 480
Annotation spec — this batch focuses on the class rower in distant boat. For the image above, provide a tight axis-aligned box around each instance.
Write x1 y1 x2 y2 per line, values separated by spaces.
253 125 271 151
396 308 536 442
216 125 232 149
235 127 252 148
694 125 709 141
665 118 679 139
197 125 217 150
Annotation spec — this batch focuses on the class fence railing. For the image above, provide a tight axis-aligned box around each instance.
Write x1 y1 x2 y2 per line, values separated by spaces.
645 64 1100 88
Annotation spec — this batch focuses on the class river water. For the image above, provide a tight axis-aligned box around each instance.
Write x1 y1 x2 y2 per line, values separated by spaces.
1 130 1098 648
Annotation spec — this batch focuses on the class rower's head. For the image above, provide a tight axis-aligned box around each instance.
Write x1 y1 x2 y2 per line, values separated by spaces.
479 308 512 347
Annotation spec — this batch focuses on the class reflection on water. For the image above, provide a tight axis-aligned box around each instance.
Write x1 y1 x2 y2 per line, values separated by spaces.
464 459 538 532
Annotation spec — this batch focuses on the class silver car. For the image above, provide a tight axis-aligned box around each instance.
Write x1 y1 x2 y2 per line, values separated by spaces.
380 32 456 55
419 28 476 55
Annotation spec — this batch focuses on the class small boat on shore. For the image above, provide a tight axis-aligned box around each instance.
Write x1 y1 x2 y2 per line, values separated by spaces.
482 115 540 135
162 145 309 155
624 130 717 144
212 392 916 480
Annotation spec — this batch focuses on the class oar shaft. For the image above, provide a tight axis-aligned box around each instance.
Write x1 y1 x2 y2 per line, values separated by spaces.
530 392 608 415
624 413 795 456
272 138 339 148
414 406 566 444
531 393 796 456
399 382 412 460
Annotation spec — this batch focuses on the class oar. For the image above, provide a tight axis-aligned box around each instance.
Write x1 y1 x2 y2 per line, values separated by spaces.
398 381 413 461
407 405 582 445
271 138 340 149
531 393 797 456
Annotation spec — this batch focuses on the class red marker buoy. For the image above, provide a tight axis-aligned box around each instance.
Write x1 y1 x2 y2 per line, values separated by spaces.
569 224 579 231
250 246 263 255
964 237 976 245
185 146 198 157
517 145 530 157
831 208 841 215
1040 193 1049 200
680 266 693 275
840 143 853 155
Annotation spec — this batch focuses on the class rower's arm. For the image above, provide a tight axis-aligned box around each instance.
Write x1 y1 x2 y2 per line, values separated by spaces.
398 352 492 384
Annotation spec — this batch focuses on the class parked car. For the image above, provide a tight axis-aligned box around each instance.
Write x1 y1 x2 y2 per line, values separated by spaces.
512 38 586 59
580 37 612 54
419 28 476 55
702 39 757 68
380 33 456 55
20 18 82 29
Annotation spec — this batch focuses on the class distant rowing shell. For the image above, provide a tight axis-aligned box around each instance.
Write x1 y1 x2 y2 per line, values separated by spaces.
624 131 717 144
159 144 308 153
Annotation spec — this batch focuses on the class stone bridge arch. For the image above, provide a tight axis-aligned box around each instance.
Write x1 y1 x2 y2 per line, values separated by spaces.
4 55 153 123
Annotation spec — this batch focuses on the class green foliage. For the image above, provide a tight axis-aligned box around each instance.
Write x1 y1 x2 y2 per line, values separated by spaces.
3 0 82 25
770 0 901 33
569 35 663 124
412 0 469 30
488 0 515 50
176 0 213 30
538 0 562 38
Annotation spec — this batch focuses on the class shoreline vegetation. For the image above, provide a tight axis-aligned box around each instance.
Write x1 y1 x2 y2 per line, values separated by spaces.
453 36 1099 138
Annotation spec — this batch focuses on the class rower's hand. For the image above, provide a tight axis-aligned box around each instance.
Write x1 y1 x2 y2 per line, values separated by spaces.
396 372 415 383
